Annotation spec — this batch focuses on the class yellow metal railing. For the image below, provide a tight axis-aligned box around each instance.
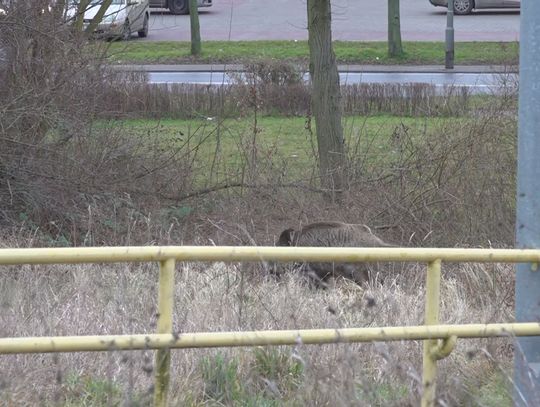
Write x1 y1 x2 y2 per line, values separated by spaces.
1 246 540 407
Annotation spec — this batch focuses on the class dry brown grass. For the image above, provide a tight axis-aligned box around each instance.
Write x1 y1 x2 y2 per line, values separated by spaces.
0 245 516 406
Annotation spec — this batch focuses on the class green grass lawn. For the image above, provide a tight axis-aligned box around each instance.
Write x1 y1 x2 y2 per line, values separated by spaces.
105 40 519 66
120 115 459 183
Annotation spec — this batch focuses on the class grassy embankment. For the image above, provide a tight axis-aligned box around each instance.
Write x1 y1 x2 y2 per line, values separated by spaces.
106 40 519 65
1 111 517 406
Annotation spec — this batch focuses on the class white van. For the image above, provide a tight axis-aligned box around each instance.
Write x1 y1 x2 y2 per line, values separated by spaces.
72 0 150 40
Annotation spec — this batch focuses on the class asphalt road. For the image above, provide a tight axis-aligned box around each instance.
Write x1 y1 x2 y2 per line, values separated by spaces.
147 0 520 42
147 70 517 94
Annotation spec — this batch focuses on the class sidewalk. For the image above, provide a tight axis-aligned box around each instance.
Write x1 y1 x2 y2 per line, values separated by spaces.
113 64 518 74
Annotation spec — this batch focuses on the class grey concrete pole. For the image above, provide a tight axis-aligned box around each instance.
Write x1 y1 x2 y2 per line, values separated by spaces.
445 0 454 69
515 0 540 404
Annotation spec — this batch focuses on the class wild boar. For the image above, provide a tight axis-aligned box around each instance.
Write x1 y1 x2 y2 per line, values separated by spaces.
276 221 392 286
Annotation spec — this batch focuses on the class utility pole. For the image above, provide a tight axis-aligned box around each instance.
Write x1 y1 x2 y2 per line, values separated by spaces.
515 0 540 404
445 0 454 69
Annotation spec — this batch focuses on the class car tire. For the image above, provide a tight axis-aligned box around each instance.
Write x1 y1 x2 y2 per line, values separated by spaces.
122 20 131 41
453 0 474 15
138 14 149 38
169 0 188 15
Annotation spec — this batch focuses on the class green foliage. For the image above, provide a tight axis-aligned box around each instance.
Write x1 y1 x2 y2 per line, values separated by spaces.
356 381 410 406
200 353 244 404
163 205 194 220
198 350 304 406
102 218 117 230
467 370 513 406
58 373 122 407
18 211 71 246
105 40 519 66
18 212 38 230
253 347 304 394
54 373 152 406
46 234 71 247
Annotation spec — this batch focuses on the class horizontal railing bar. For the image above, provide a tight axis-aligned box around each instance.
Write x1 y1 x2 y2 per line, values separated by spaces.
1 323 539 354
0 246 539 265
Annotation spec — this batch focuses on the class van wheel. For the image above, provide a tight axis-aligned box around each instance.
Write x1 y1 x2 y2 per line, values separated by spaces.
121 20 131 41
138 14 149 38
453 0 474 15
169 0 188 14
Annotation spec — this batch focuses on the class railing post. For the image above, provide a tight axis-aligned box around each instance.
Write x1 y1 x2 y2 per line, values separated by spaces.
153 258 176 407
422 259 442 407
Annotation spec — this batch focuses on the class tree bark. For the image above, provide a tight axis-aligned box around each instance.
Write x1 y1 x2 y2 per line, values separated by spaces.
75 0 90 31
85 0 114 34
189 0 201 56
307 0 346 199
388 0 403 57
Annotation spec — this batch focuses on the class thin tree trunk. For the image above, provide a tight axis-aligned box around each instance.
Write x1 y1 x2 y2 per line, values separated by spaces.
85 0 113 34
388 0 403 57
307 0 346 200
189 0 201 56
75 0 89 31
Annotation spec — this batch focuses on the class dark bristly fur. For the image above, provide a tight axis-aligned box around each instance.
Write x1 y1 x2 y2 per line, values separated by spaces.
276 221 393 286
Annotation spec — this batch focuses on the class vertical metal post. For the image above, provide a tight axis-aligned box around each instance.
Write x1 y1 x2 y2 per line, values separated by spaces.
422 259 442 407
153 258 176 407
515 0 540 404
445 0 454 69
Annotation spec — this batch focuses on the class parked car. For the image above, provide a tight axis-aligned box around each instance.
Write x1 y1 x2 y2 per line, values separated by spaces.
149 0 211 15
72 0 149 40
429 0 520 15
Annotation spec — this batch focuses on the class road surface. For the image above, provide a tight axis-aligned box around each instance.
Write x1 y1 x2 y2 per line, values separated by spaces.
145 69 517 94
147 0 520 42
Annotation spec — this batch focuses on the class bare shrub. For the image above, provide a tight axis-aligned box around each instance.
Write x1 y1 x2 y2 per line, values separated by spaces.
231 60 310 117
111 81 475 119
100 62 476 120
1 1 94 226
342 83 472 117
101 82 242 119
347 108 517 246
0 0 200 242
